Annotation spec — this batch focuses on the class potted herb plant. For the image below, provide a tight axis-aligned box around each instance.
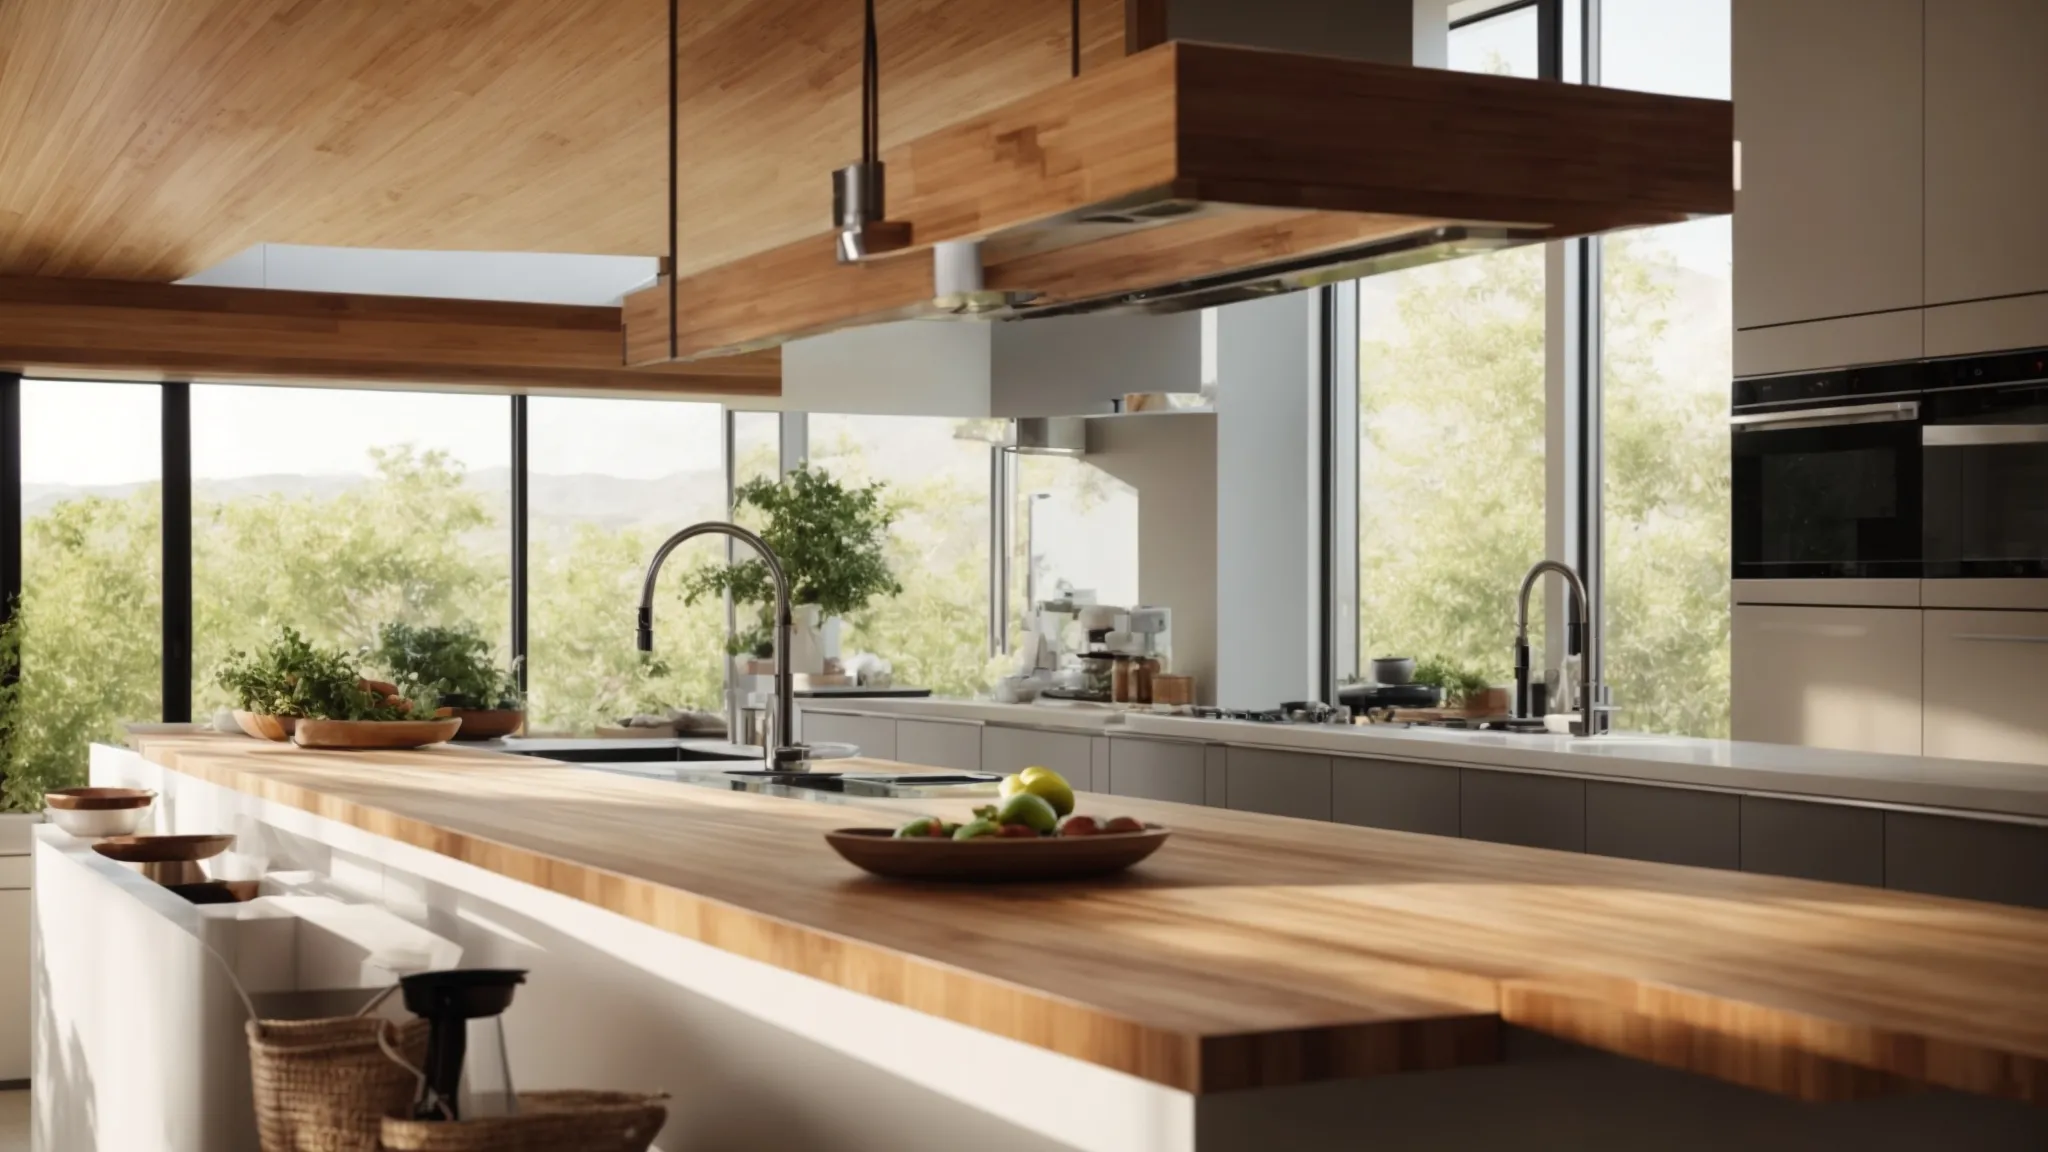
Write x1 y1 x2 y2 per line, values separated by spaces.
214 627 459 749
1412 656 1505 717
680 465 902 674
369 622 524 740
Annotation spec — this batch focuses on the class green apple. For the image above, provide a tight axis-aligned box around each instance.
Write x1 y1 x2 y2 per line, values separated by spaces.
893 816 946 839
953 818 1001 840
994 791 1059 834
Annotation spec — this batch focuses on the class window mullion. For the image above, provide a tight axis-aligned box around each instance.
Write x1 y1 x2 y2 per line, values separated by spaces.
162 381 192 723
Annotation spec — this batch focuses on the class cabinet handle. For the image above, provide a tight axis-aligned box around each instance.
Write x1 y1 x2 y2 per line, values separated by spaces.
1953 633 2048 645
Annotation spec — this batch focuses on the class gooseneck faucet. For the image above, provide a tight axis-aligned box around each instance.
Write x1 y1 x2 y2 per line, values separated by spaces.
637 521 804 769
1514 559 1605 737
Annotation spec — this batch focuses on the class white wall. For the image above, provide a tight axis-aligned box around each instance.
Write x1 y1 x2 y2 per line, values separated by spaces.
1085 414 1220 704
178 243 659 306
1214 294 1324 709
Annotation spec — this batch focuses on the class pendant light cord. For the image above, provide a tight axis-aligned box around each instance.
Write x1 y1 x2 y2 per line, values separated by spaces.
862 0 879 172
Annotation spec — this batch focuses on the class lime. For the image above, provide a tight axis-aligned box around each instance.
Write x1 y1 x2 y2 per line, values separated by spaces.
999 766 1076 817
953 818 1001 840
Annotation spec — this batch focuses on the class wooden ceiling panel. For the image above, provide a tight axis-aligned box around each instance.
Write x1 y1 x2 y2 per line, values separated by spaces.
672 0 1077 278
0 0 669 281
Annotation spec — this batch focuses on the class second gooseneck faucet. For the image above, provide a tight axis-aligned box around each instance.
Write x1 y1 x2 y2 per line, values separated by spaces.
637 520 806 770
1513 559 1607 738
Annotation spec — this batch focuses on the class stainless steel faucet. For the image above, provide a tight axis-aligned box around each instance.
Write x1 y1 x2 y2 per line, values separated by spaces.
637 521 805 770
1513 559 1606 737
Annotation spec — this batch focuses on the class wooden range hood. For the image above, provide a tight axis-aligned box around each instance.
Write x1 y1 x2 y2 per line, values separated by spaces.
626 39 1733 364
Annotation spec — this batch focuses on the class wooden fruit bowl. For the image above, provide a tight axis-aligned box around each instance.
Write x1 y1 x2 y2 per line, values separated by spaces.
447 708 525 741
824 826 1169 882
292 717 463 750
233 711 299 742
92 833 235 885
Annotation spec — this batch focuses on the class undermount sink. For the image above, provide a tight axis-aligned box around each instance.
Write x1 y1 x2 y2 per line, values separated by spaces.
495 738 758 764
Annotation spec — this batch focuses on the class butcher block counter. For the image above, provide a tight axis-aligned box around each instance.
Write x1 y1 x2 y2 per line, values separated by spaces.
82 732 2048 1151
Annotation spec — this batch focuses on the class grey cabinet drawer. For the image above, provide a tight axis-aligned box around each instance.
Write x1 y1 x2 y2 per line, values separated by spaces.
1885 811 2048 909
1740 796 1884 887
799 712 895 761
1225 748 1331 821
1460 770 1585 852
982 725 1094 788
894 719 982 773
1585 783 1739 870
1107 737 1207 805
1332 757 1459 838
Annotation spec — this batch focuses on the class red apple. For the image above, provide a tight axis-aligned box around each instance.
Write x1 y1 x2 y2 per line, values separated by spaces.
996 823 1042 838
1056 814 1104 837
1102 816 1145 835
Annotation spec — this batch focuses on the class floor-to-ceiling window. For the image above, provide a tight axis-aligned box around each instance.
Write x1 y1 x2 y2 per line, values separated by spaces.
1356 2 1546 686
16 380 161 786
1599 0 1733 737
188 385 511 712
1011 454 1139 623
525 397 726 735
806 415 995 696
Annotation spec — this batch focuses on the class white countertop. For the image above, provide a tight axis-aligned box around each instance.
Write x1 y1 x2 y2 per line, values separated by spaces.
1120 714 2048 821
796 696 1131 733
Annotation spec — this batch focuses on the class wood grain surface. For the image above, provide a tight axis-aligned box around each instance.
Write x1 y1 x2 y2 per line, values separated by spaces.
131 734 2048 1104
652 41 1733 359
0 0 670 280
0 276 778 399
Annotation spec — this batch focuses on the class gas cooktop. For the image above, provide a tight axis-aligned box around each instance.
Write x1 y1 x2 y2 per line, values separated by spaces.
1185 702 1353 726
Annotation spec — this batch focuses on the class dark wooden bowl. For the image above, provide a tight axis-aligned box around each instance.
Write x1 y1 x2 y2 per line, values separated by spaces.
447 708 525 740
824 826 1169 882
292 718 463 750
233 711 298 742
45 787 156 811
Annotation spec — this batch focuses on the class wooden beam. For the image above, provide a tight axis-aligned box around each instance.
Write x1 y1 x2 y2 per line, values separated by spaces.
0 0 670 281
648 41 1732 359
0 278 777 399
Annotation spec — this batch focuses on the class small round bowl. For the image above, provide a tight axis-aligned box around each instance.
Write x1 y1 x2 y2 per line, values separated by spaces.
1371 657 1417 685
45 805 152 838
44 787 156 811
234 711 298 742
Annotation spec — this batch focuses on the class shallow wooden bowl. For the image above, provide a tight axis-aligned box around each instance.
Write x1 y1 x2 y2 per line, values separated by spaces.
824 826 1170 882
233 711 298 742
91 833 235 863
292 717 463 750
45 787 155 811
447 708 525 741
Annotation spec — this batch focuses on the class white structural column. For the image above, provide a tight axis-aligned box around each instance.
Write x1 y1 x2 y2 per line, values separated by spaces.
1215 293 1326 709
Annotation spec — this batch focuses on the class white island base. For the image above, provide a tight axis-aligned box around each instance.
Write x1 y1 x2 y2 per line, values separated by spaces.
27 745 2047 1151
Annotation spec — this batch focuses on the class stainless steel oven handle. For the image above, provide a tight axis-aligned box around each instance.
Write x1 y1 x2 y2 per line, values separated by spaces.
1922 424 2048 446
1729 400 1919 432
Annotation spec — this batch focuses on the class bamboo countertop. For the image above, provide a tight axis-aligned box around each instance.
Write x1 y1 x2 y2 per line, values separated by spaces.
131 733 2048 1104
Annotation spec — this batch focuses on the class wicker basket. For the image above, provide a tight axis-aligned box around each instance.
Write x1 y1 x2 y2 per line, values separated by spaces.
378 1091 667 1152
247 1016 430 1152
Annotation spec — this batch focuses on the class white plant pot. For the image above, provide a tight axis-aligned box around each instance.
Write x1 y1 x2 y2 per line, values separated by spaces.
0 811 42 855
787 604 828 676
821 615 844 662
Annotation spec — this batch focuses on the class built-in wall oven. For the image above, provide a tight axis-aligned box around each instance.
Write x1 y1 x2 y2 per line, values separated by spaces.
1731 361 1923 579
1732 346 2048 580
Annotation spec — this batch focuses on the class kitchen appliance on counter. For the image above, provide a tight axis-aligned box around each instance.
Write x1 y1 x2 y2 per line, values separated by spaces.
1732 346 2048 581
1186 702 1353 726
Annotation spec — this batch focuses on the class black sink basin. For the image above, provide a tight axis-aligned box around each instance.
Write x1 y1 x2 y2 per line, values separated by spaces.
497 739 757 764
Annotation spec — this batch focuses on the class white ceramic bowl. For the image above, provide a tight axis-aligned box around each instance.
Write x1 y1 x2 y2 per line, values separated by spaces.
44 804 152 838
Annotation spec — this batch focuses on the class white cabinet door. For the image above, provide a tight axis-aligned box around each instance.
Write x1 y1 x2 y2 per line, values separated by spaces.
799 711 896 761
1926 0 2048 305
1731 605 1923 754
1106 738 1207 805
982 726 1095 788
1732 0 1923 329
894 719 983 772
0 887 27 1081
1923 610 2048 765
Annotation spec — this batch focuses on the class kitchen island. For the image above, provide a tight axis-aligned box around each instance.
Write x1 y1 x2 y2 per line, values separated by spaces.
40 732 2048 1151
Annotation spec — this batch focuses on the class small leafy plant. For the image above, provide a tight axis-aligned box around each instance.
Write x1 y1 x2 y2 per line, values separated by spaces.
1411 655 1493 706
0 605 48 813
679 465 902 653
370 622 521 711
214 627 418 720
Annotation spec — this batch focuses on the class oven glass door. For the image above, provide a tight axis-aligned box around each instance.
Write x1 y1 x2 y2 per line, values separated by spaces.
1923 379 2048 577
1732 401 1922 578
